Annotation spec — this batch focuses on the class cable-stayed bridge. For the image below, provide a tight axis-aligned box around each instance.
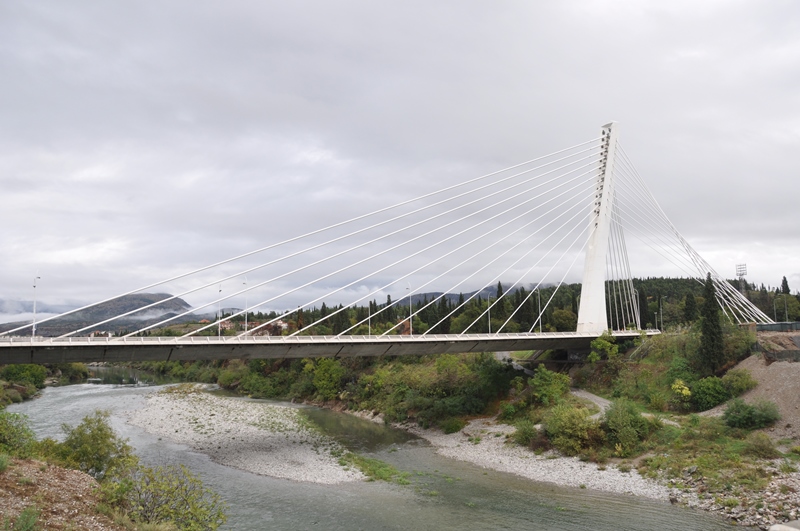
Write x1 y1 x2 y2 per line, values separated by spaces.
0 123 771 364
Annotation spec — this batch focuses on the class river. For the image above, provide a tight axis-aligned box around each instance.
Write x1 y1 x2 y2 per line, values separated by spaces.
8 375 739 530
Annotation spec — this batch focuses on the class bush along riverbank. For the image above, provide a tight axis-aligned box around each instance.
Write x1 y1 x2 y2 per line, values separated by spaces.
0 407 227 530
0 363 90 406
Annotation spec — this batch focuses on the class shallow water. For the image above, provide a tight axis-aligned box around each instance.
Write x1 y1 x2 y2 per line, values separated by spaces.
9 384 743 530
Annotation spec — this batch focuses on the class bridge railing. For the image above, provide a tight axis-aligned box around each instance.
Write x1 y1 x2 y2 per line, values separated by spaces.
0 329 654 347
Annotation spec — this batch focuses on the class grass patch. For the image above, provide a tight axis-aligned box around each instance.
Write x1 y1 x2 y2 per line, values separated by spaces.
2 505 40 531
339 452 410 484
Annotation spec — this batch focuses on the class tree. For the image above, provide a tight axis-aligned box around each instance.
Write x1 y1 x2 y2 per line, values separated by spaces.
313 358 345 400
781 276 791 295
60 410 135 480
552 308 577 332
122 464 228 530
699 273 725 374
683 292 698 323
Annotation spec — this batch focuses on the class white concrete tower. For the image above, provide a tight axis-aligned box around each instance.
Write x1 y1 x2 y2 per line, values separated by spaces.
576 122 619 334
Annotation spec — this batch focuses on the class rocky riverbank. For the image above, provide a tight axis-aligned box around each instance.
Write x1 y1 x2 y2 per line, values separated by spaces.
126 385 363 484
400 414 800 530
127 384 799 529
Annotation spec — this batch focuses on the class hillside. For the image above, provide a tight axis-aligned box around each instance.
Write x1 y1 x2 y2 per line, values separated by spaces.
0 293 193 337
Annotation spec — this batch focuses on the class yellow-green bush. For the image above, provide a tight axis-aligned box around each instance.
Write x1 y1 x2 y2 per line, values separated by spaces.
543 404 600 456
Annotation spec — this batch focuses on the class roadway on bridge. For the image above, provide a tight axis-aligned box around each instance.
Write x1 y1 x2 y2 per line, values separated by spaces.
0 330 656 365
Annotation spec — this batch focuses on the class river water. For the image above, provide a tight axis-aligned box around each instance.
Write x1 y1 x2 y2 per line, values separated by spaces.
8 375 739 531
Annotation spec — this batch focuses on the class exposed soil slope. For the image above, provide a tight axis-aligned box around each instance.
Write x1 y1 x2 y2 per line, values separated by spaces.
703 354 800 442
0 458 125 530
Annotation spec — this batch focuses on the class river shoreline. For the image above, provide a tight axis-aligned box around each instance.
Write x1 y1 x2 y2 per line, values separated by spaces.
127 384 675 498
125 385 799 529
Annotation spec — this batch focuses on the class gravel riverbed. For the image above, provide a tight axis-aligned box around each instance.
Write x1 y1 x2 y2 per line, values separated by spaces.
126 386 363 484
401 416 671 500
126 383 799 529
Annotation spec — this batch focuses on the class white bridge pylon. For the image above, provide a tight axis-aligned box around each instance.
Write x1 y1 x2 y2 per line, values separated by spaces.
0 122 772 362
577 122 621 333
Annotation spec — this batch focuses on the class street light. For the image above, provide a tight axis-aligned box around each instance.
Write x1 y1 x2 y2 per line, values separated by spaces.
407 284 412 336
218 284 222 337
534 288 542 333
488 295 491 334
32 276 41 339
242 277 248 334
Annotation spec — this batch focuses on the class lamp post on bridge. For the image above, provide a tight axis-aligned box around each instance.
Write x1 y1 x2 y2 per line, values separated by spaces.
407 284 412 336
535 288 541 334
218 284 222 337
243 277 248 335
32 276 41 339
488 296 491 334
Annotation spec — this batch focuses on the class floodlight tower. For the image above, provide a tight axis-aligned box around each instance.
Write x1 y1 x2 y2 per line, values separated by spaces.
736 264 747 295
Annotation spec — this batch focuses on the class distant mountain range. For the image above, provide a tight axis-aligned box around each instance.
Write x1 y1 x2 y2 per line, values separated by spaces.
0 293 194 337
0 283 553 337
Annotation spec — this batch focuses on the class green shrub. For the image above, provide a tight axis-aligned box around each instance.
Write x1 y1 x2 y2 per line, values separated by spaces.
59 410 135 480
721 368 757 396
121 464 227 530
217 364 249 389
604 399 649 457
513 419 540 447
439 417 466 434
5 389 22 403
691 377 731 411
743 432 781 459
529 366 571 406
498 402 516 420
239 372 279 398
312 358 346 401
543 404 599 456
666 356 698 386
0 453 9 473
6 505 39 531
723 398 780 430
0 411 35 457
54 363 90 382
0 364 47 388
647 392 668 412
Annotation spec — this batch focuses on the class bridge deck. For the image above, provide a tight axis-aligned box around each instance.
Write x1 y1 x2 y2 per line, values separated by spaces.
0 331 658 364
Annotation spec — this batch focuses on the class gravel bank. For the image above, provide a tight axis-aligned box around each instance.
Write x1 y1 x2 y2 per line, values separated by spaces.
401 417 671 500
127 386 363 484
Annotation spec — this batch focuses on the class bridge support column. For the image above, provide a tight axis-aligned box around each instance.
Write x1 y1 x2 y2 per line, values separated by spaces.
577 122 619 334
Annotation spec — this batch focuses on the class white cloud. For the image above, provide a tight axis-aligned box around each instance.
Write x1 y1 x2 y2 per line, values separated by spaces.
1 0 798 312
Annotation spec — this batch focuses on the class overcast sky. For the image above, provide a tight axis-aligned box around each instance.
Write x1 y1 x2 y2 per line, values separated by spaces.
1 1 798 319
